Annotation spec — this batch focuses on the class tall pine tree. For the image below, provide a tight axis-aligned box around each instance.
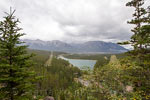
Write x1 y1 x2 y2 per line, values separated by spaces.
0 10 35 100
124 0 145 50
119 0 150 59
118 0 150 96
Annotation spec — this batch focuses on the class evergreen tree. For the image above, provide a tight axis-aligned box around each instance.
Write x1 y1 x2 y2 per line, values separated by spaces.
126 0 145 50
0 10 35 100
119 0 150 56
118 0 150 64
117 0 150 97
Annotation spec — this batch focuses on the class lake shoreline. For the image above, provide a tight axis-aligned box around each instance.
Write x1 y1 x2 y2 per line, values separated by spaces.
58 55 97 69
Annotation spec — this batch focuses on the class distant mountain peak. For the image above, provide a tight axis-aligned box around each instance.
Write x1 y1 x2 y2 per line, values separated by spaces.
23 39 127 53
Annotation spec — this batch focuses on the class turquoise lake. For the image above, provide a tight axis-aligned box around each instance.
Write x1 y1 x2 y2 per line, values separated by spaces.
58 56 97 69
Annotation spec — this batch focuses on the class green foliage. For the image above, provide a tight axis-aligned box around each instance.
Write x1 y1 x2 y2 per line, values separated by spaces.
0 11 36 100
94 53 126 70
120 0 150 54
27 49 50 65
90 55 150 99
111 1 150 99
32 54 83 99
94 57 108 70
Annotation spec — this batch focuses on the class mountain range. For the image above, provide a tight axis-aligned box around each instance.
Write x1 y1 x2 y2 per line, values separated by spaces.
23 39 127 53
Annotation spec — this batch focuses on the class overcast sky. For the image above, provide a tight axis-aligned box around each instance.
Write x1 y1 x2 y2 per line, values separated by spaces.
0 0 149 43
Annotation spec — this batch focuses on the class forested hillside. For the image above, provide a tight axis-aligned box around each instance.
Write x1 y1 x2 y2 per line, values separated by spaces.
29 50 83 99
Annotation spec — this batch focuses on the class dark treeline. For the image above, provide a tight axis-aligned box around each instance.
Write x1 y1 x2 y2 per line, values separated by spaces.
63 53 126 60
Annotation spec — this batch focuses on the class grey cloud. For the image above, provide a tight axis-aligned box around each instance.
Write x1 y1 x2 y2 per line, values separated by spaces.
0 0 149 42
